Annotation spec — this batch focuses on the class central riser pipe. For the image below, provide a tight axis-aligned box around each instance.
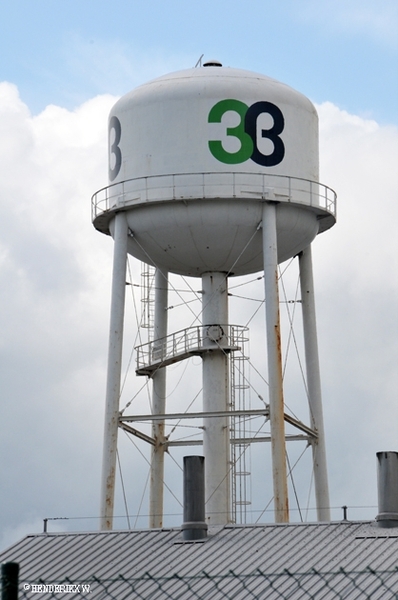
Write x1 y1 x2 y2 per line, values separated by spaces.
202 272 230 525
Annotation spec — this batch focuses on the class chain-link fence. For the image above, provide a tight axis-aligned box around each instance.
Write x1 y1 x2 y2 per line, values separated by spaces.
2 563 398 599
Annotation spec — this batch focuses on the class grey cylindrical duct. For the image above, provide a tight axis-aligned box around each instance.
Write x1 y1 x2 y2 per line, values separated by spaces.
376 451 398 528
181 456 208 540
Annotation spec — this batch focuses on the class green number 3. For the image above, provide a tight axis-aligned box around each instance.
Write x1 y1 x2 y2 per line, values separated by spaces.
208 99 254 164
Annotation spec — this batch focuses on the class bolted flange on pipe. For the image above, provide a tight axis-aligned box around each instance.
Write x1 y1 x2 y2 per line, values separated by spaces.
181 456 208 541
376 451 398 528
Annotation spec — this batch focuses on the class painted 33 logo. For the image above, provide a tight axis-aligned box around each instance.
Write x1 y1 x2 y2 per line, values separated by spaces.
208 99 285 166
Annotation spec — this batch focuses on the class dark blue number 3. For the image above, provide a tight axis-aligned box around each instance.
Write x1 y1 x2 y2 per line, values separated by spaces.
109 116 122 182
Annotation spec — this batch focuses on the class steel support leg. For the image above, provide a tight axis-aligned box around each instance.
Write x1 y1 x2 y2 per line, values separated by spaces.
100 212 128 530
262 202 289 523
299 245 331 521
149 268 168 528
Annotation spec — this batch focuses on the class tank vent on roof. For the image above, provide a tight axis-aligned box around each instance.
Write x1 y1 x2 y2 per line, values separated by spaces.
203 59 222 67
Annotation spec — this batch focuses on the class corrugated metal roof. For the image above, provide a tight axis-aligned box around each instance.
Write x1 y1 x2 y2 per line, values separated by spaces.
1 521 397 598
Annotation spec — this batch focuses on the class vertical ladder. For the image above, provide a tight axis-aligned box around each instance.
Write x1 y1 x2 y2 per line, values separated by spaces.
230 331 251 524
141 263 156 341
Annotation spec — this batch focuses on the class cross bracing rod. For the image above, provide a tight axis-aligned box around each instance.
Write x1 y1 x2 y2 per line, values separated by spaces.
119 422 156 446
119 408 270 422
166 434 311 447
119 409 317 437
283 414 319 439
118 426 311 447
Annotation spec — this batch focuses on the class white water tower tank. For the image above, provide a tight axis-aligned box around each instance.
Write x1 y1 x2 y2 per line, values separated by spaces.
93 63 335 275
94 62 337 530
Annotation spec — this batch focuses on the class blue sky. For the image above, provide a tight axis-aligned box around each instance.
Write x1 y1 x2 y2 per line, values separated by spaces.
0 0 397 548
1 0 397 123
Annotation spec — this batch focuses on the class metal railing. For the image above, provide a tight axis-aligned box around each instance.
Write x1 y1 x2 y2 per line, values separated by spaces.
3 564 398 599
91 171 337 223
135 324 249 374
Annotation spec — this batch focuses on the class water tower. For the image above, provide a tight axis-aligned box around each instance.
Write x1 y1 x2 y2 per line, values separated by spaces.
92 61 336 530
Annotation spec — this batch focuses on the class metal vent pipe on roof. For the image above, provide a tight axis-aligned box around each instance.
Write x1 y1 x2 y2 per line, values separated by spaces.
181 456 208 540
376 451 398 528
